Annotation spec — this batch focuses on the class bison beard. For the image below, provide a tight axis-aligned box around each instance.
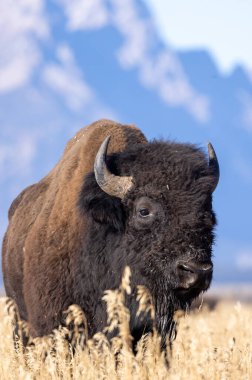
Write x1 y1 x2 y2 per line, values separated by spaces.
2 119 219 349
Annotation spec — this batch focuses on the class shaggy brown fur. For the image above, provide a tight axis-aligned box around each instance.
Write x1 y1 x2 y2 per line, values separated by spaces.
2 119 218 348
2 120 147 336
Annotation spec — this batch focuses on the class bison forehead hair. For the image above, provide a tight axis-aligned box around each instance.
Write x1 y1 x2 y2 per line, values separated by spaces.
2 119 219 348
81 140 216 239
115 140 216 192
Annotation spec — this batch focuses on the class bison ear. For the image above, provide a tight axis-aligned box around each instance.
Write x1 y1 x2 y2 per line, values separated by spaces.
78 172 125 231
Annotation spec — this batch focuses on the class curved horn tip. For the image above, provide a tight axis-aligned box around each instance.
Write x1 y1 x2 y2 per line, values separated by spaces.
94 136 111 188
99 135 111 156
207 142 220 192
102 135 111 147
207 142 219 168
207 142 216 159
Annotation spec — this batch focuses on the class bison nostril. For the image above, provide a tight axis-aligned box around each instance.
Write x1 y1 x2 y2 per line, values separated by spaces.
176 261 213 290
177 263 194 274
177 261 213 275
202 264 213 272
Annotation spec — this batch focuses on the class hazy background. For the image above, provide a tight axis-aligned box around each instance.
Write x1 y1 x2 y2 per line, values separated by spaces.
1 0 252 288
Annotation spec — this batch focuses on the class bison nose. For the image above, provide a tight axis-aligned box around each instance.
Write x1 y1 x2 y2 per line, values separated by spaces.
176 261 213 290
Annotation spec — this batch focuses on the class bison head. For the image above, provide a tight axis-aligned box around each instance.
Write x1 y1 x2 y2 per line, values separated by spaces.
80 137 219 342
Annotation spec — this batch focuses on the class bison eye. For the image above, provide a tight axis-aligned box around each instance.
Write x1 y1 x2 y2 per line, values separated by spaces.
139 208 150 217
133 197 163 229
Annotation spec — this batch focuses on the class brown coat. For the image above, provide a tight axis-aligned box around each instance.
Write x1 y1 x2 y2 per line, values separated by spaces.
2 119 147 336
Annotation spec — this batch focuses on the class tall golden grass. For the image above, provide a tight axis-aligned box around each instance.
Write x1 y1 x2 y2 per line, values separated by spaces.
0 268 251 380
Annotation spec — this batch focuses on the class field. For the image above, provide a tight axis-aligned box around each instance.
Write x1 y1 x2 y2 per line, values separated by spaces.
0 275 251 380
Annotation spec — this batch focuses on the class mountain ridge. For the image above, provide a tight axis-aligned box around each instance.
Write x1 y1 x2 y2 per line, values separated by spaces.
0 0 252 284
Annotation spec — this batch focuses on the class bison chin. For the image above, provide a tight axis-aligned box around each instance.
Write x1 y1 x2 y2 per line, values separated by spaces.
143 259 213 347
153 286 208 349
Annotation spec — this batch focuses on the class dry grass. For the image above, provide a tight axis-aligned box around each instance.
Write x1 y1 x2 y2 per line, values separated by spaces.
0 269 251 380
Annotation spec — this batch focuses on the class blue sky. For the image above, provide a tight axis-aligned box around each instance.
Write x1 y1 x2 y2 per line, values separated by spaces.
144 0 252 74
0 0 252 283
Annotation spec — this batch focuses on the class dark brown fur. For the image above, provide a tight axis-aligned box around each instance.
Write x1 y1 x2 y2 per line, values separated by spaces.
2 119 217 348
2 120 147 336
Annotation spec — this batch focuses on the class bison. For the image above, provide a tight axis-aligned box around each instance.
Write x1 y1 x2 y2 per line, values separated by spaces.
2 119 219 347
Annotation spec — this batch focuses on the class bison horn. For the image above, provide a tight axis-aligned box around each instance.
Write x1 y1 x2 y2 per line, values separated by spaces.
94 136 133 199
208 143 220 192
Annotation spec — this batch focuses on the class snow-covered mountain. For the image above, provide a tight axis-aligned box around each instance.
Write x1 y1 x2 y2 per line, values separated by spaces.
1 0 252 284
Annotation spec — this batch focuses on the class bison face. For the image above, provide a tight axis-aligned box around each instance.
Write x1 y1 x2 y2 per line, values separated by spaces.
80 136 219 340
126 193 214 301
